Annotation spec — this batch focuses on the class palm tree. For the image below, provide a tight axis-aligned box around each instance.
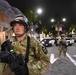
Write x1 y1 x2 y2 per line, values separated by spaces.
69 24 76 32
40 26 47 34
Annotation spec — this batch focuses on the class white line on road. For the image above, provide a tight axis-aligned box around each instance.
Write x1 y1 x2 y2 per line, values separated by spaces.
50 54 58 64
73 55 76 57
66 53 76 66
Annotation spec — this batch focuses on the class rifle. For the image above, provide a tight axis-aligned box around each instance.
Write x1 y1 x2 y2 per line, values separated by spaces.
60 41 67 48
0 39 29 75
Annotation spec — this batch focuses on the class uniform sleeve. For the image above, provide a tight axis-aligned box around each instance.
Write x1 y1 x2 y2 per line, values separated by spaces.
57 39 60 45
0 63 4 75
30 37 49 57
0 63 9 75
29 37 50 75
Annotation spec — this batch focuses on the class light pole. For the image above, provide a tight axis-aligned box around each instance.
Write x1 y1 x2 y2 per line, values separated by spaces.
51 18 66 36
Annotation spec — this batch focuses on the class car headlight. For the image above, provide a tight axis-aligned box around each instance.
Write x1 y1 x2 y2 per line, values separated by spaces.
42 41 44 44
49 41 52 43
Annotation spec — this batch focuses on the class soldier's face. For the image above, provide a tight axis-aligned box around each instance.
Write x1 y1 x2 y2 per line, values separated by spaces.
13 23 25 36
61 36 64 39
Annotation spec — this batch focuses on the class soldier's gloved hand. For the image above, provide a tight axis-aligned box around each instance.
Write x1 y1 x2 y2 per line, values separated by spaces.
10 62 29 75
60 41 62 44
19 64 29 75
10 62 21 75
0 51 10 63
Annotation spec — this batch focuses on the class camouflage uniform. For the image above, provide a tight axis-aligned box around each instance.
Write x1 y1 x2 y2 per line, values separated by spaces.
57 38 67 59
0 35 50 75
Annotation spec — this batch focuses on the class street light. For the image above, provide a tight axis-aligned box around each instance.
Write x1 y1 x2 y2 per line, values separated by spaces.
51 18 66 23
51 19 55 23
36 8 43 15
36 8 43 35
62 18 66 22
50 18 66 36
36 8 43 25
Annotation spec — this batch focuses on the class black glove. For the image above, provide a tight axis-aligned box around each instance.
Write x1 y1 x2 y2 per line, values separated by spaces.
0 51 10 63
19 63 29 75
10 62 21 75
60 41 62 44
10 62 29 75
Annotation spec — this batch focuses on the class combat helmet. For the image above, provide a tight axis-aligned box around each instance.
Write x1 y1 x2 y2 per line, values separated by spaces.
60 34 65 37
10 14 29 29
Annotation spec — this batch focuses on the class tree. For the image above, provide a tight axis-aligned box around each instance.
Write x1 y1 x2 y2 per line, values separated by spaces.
40 26 47 34
25 9 41 26
69 24 76 32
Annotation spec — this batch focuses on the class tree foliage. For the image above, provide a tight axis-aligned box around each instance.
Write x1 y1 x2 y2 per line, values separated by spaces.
25 9 41 25
40 26 47 34
69 24 76 31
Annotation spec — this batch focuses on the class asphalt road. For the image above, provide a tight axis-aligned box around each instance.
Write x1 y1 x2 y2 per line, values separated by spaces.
43 43 76 75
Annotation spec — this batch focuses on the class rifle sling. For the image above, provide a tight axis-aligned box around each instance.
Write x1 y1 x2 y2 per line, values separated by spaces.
25 36 30 63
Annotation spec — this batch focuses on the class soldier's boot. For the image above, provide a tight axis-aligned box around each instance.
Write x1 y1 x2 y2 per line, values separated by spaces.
58 52 61 60
63 52 68 60
64 56 68 60
58 56 60 60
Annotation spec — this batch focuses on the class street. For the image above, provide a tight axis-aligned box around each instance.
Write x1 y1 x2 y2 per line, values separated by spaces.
43 43 76 75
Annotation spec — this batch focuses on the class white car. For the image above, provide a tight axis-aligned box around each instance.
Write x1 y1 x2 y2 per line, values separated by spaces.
40 38 55 47
49 38 55 45
65 37 74 46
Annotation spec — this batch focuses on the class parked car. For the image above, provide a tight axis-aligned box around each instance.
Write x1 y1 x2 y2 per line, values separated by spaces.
65 37 74 46
72 37 76 43
40 38 55 47
54 38 59 46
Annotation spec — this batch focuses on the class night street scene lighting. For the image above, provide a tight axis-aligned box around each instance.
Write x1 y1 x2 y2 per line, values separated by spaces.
50 18 66 36
36 8 43 15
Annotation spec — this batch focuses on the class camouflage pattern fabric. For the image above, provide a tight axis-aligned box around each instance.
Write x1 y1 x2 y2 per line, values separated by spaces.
0 35 50 75
57 39 67 57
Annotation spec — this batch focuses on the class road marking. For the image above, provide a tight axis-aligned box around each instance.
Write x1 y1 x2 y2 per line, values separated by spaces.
50 53 76 66
66 53 76 66
50 54 58 64
73 55 76 57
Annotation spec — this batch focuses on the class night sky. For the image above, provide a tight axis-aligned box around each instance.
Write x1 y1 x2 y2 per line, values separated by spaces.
6 0 76 30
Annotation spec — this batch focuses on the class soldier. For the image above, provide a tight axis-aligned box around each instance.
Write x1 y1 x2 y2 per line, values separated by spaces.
57 34 68 60
0 14 50 75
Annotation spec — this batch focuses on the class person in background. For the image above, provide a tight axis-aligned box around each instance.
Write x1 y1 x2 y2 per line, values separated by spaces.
57 34 68 60
0 14 50 75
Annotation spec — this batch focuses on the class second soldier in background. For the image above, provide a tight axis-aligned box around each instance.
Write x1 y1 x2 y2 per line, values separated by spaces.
57 34 68 60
